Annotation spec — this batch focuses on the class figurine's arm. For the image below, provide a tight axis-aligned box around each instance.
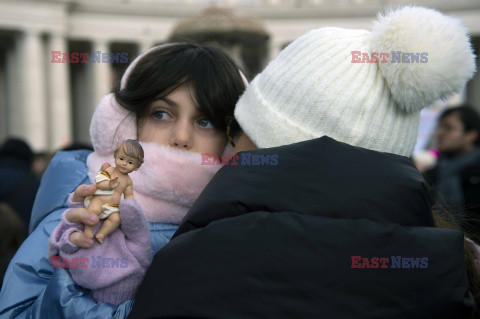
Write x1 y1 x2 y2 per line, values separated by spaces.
96 167 116 190
124 178 134 200
96 179 112 191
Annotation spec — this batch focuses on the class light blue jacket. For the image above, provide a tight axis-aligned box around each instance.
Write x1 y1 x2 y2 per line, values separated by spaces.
0 150 178 318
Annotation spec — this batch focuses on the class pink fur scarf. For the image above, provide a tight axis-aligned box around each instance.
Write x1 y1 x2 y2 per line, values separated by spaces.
87 91 224 224
87 142 221 224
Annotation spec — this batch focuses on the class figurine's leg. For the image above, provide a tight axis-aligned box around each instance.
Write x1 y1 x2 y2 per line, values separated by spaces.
95 212 121 244
84 199 102 239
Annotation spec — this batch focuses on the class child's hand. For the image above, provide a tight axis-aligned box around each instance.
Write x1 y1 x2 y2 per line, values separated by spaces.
66 209 98 248
71 183 96 203
67 184 101 248
66 162 111 248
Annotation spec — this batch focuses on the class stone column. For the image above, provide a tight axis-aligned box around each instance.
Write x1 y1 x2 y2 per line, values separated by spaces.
19 29 47 151
47 32 72 149
90 39 111 109
0 52 6 141
5 36 20 139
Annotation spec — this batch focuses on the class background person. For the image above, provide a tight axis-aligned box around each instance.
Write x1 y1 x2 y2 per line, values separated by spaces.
0 202 24 288
0 138 40 236
424 105 480 242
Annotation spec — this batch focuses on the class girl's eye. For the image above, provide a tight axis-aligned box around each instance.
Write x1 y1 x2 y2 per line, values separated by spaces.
120 157 124 160
128 161 133 165
153 110 172 121
197 118 213 129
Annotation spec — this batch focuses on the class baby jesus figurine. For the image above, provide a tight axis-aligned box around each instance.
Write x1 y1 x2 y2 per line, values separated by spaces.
84 139 144 243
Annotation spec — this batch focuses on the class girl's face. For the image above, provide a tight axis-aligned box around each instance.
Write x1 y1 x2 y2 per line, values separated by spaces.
137 85 227 156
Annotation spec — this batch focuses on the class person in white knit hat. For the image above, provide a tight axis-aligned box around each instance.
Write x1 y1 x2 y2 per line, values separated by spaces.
131 6 480 318
233 6 476 156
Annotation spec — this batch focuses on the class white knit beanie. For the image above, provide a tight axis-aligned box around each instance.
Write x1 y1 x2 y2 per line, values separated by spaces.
234 6 476 156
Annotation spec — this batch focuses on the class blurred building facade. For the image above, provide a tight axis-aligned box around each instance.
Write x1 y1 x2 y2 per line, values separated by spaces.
0 0 479 151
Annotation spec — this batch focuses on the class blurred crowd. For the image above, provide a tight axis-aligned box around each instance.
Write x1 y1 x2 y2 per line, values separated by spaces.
413 105 480 242
0 138 92 286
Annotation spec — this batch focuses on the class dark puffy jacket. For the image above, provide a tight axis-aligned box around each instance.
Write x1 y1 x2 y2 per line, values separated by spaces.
131 136 473 319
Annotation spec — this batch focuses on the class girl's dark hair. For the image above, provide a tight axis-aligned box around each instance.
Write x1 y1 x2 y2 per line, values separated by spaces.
432 206 480 311
114 43 246 138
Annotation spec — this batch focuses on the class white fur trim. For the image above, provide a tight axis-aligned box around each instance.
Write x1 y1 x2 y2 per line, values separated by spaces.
89 94 137 155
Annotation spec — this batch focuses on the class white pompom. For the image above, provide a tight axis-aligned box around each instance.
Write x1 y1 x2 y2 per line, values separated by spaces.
371 6 476 112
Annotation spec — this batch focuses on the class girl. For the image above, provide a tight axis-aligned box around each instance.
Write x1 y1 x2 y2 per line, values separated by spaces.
0 43 246 317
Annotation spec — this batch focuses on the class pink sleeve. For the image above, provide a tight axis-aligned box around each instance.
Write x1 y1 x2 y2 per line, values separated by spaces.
119 199 152 268
67 192 85 209
48 209 83 257
48 193 85 257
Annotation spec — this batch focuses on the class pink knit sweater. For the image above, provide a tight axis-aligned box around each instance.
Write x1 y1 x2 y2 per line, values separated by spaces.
48 196 151 306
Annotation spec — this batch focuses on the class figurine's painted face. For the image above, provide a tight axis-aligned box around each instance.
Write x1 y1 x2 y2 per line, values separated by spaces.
115 148 139 174
137 85 227 156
